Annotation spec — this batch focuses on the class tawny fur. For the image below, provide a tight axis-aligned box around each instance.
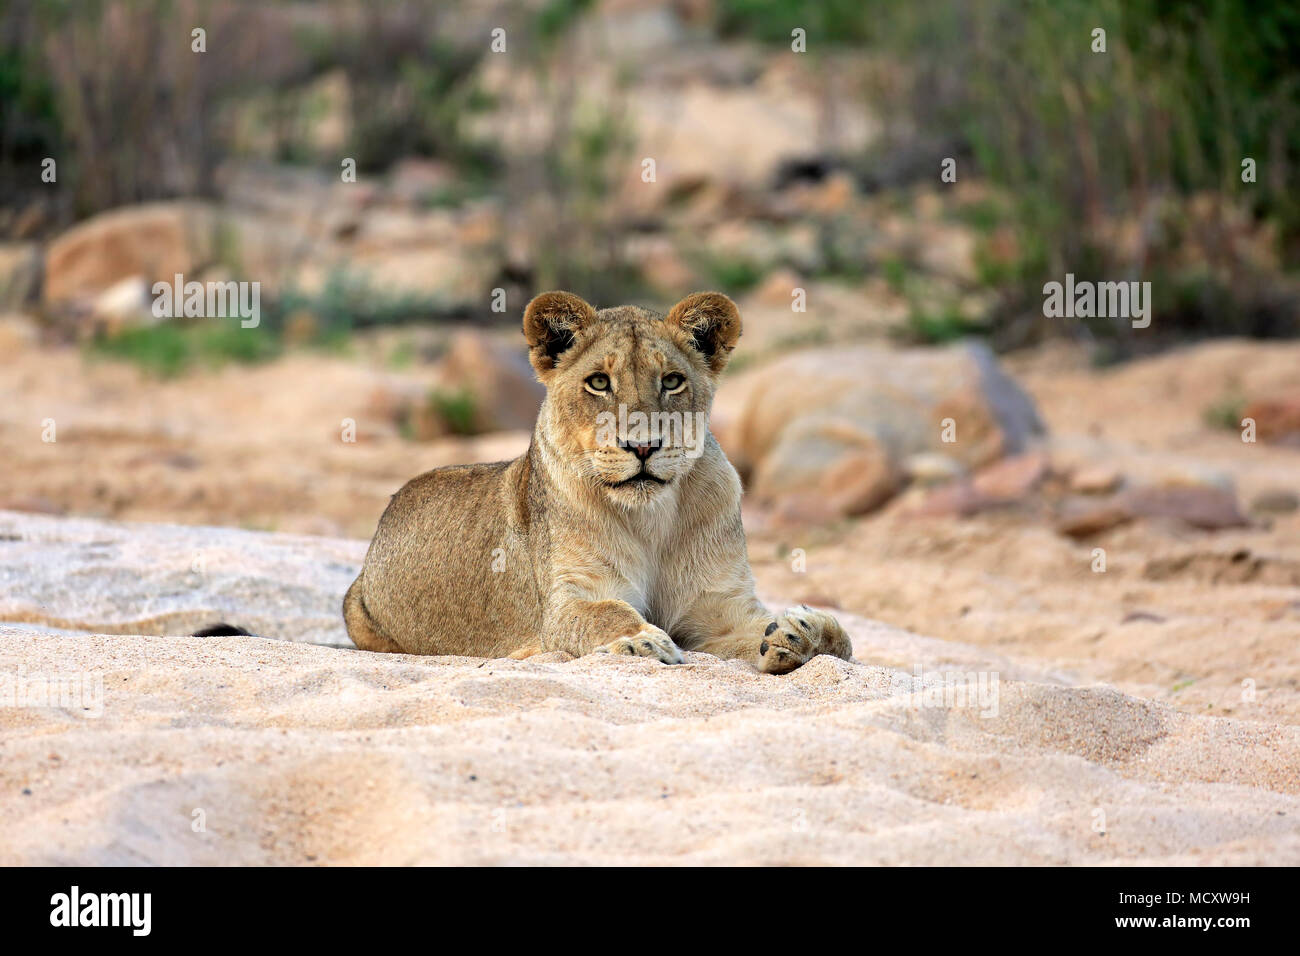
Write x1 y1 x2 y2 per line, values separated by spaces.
343 291 851 673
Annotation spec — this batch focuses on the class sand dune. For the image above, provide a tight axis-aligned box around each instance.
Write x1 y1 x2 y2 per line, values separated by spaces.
1 512 1297 865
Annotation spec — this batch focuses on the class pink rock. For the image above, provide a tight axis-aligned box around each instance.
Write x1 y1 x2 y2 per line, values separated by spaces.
971 450 1050 501
1070 465 1123 495
1243 390 1300 445
1120 485 1249 531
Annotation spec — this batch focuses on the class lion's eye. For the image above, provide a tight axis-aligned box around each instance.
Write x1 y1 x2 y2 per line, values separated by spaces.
661 373 685 392
585 373 611 393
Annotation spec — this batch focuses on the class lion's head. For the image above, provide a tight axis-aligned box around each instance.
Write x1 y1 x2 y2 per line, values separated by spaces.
523 290 741 507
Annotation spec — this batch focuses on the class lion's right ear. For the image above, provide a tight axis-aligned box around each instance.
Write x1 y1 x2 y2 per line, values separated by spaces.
522 291 598 377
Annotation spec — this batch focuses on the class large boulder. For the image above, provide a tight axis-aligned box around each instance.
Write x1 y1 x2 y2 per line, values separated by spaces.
43 202 216 305
0 510 361 646
718 342 1044 520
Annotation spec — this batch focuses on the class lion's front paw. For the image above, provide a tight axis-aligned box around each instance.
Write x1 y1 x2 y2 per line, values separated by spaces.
592 625 684 664
758 606 852 674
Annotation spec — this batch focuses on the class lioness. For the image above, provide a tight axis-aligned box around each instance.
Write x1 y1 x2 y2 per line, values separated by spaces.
343 291 851 673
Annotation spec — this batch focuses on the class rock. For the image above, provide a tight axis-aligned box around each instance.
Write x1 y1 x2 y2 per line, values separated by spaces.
349 245 498 309
1055 501 1133 538
766 438 901 523
43 202 216 305
971 450 1049 501
910 452 1048 517
619 69 875 210
88 275 157 337
437 331 545 433
1070 465 1123 495
1121 485 1249 531
723 342 1044 518
1250 489 1299 515
0 242 41 309
904 452 967 486
1153 464 1235 493
912 480 986 519
1057 485 1249 538
1243 390 1300 445
0 510 361 645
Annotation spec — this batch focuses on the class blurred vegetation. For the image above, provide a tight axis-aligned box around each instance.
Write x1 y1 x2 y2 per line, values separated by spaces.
1202 391 1247 431
83 268 462 377
900 304 989 346
0 0 499 217
715 0 873 45
425 387 478 436
85 321 282 379
865 0 1300 345
5 0 1299 366
264 270 464 336
694 252 764 294
512 69 649 305
720 0 1300 346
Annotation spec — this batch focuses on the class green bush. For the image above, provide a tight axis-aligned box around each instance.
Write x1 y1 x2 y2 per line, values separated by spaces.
86 322 282 379
427 387 478 436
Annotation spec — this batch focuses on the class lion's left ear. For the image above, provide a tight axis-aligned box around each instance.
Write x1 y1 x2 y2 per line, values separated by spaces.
664 291 742 374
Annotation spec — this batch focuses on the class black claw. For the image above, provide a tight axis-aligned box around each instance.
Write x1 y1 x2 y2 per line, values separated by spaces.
787 633 802 646
640 640 653 652
764 621 778 637
760 640 770 655
798 619 809 629
785 632 797 642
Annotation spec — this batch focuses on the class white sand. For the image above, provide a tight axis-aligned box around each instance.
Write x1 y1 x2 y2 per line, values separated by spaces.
1 516 1297 865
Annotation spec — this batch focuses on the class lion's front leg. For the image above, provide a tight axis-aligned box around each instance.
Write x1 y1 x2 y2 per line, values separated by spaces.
590 624 683 663
685 602 852 674
543 595 684 664
756 605 852 673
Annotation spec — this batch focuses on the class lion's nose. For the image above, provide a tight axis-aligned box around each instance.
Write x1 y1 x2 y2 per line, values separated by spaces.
619 439 661 461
